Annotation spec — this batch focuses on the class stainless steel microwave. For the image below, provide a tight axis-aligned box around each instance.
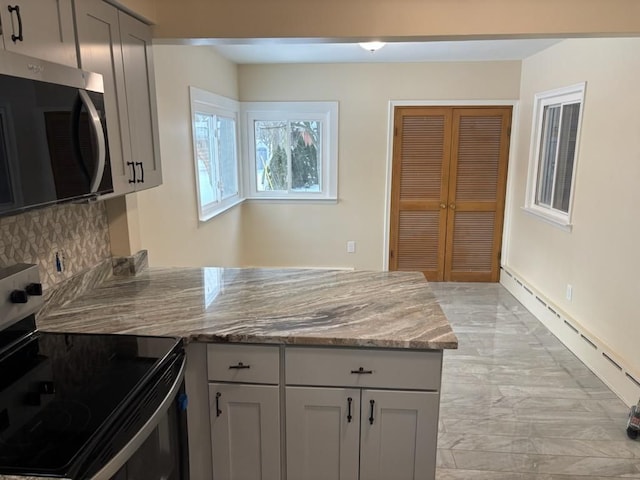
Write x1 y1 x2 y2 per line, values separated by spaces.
0 50 113 217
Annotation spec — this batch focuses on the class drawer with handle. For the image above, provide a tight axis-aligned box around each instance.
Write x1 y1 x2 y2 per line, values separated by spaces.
285 346 442 391
207 344 279 384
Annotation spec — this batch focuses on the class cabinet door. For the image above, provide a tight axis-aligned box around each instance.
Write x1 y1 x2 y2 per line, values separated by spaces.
75 0 135 195
118 11 162 190
286 387 359 480
360 390 440 480
209 383 281 480
0 0 76 66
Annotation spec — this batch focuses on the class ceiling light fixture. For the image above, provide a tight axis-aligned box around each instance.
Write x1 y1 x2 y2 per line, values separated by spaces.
358 41 386 53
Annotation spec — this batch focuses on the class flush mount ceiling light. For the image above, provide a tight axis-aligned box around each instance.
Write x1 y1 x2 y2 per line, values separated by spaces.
358 41 386 52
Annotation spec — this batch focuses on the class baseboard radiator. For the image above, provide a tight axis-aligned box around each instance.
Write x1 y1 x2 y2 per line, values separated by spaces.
500 267 640 407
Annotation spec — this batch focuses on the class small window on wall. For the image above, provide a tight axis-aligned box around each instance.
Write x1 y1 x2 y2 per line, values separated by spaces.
525 83 586 228
190 87 241 221
244 102 338 200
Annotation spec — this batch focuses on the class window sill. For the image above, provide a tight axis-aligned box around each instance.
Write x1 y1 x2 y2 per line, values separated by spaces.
521 206 573 232
246 196 338 205
199 197 245 223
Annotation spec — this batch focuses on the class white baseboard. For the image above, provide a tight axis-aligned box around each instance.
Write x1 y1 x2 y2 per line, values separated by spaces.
500 267 640 407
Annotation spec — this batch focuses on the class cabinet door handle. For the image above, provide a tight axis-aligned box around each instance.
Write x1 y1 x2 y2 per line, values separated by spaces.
347 397 353 423
215 392 222 417
7 5 23 43
350 367 373 375
228 362 250 370
135 162 144 183
369 399 375 425
127 161 136 184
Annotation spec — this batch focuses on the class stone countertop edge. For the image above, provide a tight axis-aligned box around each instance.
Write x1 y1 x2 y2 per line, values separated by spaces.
38 267 459 351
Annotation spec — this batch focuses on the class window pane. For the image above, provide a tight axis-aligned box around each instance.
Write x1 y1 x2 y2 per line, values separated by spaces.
195 113 217 206
254 120 288 191
218 116 238 200
552 103 580 213
536 105 560 207
291 121 321 192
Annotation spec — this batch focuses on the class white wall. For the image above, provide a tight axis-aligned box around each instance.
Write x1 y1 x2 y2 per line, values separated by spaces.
135 45 244 267
239 62 521 269
504 38 640 388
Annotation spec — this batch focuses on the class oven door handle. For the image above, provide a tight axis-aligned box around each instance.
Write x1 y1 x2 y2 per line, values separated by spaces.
89 359 186 480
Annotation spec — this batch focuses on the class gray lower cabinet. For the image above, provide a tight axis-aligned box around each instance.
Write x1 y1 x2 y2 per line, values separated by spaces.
359 389 440 480
207 344 281 480
75 0 161 196
285 346 442 480
201 344 442 480
286 387 439 480
286 387 360 480
0 0 77 66
209 383 281 480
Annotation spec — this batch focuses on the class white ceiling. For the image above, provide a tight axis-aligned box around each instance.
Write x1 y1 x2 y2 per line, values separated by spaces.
212 39 562 64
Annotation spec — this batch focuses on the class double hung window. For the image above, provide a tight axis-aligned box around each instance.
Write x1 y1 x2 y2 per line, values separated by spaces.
190 87 240 221
525 83 585 227
190 92 339 221
244 102 338 200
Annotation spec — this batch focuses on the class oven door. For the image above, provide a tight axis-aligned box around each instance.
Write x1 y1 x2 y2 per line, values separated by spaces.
85 355 189 480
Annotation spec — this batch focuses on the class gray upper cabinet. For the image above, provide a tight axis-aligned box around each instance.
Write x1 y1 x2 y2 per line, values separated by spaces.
118 11 161 191
75 0 162 196
74 0 132 195
0 0 77 66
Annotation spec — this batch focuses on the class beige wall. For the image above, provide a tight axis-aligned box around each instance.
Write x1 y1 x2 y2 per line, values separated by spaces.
135 45 244 267
153 0 640 39
504 38 640 375
239 62 521 269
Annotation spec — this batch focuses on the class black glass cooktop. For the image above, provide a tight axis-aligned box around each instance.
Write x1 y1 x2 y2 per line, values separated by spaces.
0 317 181 477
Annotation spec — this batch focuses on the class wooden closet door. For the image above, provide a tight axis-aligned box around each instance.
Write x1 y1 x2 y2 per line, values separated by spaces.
444 108 511 282
389 108 452 281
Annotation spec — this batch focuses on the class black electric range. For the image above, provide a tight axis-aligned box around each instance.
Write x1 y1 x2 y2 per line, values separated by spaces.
0 264 187 479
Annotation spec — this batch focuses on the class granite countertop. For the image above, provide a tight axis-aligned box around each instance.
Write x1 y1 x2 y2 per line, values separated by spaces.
38 267 458 350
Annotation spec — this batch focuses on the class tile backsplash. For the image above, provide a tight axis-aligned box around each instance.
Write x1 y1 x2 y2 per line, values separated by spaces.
0 202 111 289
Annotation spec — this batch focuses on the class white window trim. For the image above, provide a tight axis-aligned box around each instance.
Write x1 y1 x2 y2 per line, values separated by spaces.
189 87 243 222
524 82 586 229
241 101 338 201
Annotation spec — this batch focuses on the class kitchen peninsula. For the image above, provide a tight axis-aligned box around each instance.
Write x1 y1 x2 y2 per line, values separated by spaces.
39 267 458 480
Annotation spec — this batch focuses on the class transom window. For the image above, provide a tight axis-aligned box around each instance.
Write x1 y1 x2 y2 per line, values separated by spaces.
525 83 585 228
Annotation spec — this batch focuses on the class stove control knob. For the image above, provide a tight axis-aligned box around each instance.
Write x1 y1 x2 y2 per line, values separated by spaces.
10 290 28 304
26 283 43 296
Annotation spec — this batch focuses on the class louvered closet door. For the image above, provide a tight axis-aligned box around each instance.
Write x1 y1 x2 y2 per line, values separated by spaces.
390 108 452 281
444 108 511 282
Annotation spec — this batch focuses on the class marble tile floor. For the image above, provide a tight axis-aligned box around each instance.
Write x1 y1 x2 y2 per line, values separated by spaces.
430 283 640 479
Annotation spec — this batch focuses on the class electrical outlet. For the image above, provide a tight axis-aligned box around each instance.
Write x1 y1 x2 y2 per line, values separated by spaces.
55 251 65 273
566 284 573 301
346 241 356 254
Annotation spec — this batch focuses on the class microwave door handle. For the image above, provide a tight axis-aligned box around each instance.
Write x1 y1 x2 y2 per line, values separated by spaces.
71 95 92 182
78 90 106 193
